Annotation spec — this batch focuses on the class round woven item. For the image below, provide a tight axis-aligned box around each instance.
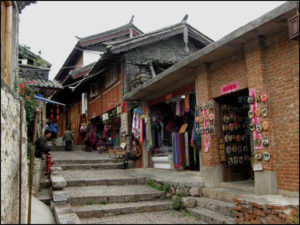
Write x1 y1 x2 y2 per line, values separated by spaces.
262 107 268 117
261 93 268 102
247 96 254 104
208 100 214 109
236 135 241 142
262 137 269 147
249 122 256 131
248 110 254 119
255 108 262 117
256 124 263 133
228 123 234 131
209 113 214 121
262 121 270 131
256 94 261 102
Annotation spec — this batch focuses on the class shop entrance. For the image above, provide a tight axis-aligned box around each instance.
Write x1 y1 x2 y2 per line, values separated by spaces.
215 89 254 183
149 92 200 171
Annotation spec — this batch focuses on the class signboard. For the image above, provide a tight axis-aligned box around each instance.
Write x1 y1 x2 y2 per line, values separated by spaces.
120 112 128 135
221 82 239 95
253 162 263 171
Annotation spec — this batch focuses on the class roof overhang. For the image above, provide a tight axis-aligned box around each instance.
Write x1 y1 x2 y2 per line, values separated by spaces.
123 1 298 102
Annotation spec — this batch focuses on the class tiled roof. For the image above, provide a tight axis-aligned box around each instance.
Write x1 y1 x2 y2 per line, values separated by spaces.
20 78 63 90
105 22 213 54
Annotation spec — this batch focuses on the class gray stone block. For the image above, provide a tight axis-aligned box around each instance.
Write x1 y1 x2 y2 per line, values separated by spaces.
51 174 67 190
53 191 69 202
189 187 202 197
176 186 189 196
182 197 196 208
51 166 62 175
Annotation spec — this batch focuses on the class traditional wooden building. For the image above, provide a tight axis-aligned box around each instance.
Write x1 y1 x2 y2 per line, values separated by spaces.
52 16 213 157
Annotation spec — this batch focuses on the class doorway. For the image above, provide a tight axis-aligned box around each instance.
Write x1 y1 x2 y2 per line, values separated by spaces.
215 89 254 182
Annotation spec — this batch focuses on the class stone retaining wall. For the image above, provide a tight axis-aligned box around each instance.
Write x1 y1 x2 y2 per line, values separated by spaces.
1 82 28 223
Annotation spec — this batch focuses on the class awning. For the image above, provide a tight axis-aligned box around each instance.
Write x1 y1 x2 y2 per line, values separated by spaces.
35 95 66 106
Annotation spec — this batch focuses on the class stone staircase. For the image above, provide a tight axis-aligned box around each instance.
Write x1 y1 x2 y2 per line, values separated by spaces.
49 151 200 224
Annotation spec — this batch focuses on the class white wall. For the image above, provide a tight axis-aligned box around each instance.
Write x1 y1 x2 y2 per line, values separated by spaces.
83 50 102 66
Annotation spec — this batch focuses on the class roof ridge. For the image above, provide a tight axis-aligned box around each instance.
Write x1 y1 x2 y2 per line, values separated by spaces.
105 22 184 46
78 23 143 42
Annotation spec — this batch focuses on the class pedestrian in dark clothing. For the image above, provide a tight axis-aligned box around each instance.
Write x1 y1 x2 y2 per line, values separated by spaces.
63 128 73 151
35 130 52 158
122 138 142 169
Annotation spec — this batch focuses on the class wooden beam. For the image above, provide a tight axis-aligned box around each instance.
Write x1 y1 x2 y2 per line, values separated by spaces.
4 4 12 86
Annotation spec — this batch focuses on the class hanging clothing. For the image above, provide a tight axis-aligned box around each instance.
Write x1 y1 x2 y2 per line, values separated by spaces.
151 121 162 149
132 108 142 138
184 132 189 166
140 115 152 151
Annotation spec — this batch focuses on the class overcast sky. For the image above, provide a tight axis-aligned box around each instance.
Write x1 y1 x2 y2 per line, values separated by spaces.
19 1 286 80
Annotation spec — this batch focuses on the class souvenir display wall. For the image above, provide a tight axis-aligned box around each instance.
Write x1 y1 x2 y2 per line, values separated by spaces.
248 89 270 162
195 100 215 152
221 104 251 166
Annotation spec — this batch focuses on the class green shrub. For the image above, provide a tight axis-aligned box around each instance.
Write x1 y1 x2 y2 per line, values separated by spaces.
172 195 183 210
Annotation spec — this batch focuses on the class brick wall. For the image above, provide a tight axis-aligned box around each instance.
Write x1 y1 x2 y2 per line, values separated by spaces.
263 30 299 192
233 197 298 224
195 28 299 192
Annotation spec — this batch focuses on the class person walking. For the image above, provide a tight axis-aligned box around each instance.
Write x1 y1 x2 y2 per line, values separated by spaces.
50 120 58 145
122 138 142 169
63 127 73 151
35 130 52 158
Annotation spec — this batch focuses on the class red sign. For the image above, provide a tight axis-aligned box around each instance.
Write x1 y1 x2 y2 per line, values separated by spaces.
221 82 239 95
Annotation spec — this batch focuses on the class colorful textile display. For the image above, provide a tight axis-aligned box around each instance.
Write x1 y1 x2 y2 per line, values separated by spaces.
132 108 142 138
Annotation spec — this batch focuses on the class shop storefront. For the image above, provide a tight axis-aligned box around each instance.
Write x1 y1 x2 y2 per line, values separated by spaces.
129 84 201 170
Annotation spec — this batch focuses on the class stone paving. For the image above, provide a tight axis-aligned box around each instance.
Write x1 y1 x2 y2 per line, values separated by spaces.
80 210 205 224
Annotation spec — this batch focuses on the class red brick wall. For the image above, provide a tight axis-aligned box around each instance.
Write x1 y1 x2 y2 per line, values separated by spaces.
263 30 299 192
195 29 299 192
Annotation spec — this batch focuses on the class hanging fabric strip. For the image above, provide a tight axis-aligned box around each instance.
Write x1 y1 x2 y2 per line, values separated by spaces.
176 133 181 167
176 101 180 116
185 132 189 166
172 132 176 165
193 146 197 164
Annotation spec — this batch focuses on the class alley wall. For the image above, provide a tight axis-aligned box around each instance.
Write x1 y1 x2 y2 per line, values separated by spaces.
1 80 28 224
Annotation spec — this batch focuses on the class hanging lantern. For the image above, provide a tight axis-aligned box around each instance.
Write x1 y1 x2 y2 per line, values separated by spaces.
50 114 54 119
50 108 54 113
56 108 60 114
56 115 60 121
57 104 59 108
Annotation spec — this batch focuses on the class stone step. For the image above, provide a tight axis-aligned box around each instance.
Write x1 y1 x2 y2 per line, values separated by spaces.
60 169 145 187
50 145 85 152
73 200 173 218
79 210 205 224
66 177 144 187
38 188 52 206
53 158 121 165
39 176 51 188
218 181 254 193
57 184 165 205
186 207 235 224
201 187 255 203
195 197 234 217
54 162 135 170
